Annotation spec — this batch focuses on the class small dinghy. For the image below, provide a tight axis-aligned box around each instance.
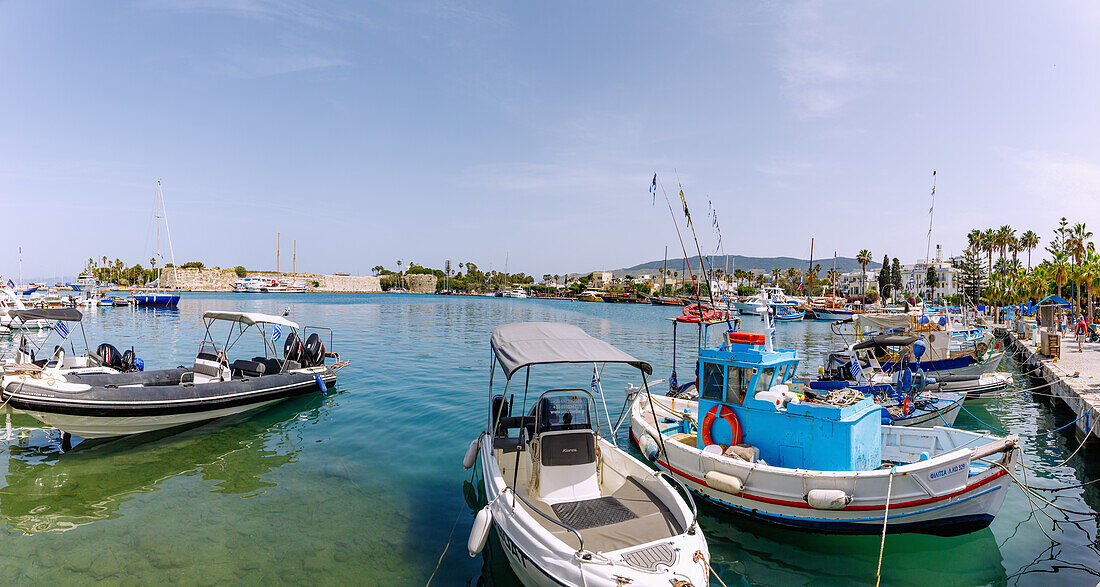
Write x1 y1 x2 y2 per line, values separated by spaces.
631 315 1018 536
466 322 710 586
1 311 343 438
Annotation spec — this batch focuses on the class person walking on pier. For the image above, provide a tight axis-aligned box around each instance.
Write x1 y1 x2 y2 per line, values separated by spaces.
1075 313 1087 352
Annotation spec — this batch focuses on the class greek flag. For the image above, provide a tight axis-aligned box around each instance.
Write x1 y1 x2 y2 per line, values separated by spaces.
272 324 281 342
650 173 657 205
5 279 13 289
591 366 599 394
848 360 862 380
54 320 70 339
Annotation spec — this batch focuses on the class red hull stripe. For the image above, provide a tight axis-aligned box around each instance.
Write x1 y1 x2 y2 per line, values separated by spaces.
633 430 1009 512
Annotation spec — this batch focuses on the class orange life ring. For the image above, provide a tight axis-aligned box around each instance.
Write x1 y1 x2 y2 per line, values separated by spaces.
701 404 742 448
680 303 723 323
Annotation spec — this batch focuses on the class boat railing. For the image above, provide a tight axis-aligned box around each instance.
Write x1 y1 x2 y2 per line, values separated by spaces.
499 485 589 557
653 469 699 535
303 325 335 353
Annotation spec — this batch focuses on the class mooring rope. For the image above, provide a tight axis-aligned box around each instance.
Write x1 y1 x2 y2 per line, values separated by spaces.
425 504 465 586
875 468 895 587
693 551 729 587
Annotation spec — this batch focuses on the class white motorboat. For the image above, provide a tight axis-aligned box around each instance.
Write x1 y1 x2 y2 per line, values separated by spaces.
501 287 528 299
733 286 785 315
232 278 252 293
1 286 52 329
466 322 711 586
2 311 344 438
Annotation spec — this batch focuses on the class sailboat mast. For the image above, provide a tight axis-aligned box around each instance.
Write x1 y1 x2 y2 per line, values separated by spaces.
807 238 814 298
925 170 937 303
277 232 281 274
293 240 296 274
663 246 668 294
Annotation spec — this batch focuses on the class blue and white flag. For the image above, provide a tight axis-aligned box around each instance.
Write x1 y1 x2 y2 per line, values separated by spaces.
54 320 70 339
848 360 862 380
5 279 13 289
272 324 281 342
591 365 600 394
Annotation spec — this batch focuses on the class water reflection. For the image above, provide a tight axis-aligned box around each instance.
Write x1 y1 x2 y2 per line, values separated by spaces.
0 394 326 534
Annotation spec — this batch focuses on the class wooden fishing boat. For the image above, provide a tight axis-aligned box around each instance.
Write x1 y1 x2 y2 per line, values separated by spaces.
630 317 1018 536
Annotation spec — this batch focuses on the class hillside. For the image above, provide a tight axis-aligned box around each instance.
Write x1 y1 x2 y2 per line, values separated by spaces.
613 254 880 276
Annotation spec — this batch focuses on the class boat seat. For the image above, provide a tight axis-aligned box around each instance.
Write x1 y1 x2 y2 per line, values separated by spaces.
252 357 282 375
231 359 266 378
192 355 228 383
536 430 600 504
493 436 525 453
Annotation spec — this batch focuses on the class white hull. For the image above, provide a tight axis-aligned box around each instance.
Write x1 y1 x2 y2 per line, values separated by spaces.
733 301 766 315
631 394 1017 535
478 434 709 586
24 399 283 438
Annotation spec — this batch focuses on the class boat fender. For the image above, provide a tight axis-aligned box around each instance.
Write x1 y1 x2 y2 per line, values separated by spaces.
639 433 660 462
704 471 744 494
806 489 852 510
315 374 326 393
463 437 480 470
468 506 492 556
701 404 741 447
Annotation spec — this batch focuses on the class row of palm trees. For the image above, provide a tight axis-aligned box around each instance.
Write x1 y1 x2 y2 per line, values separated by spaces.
966 226 1041 275
970 219 1100 317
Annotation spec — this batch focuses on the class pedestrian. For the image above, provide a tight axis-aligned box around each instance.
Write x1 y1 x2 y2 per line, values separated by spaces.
1077 313 1088 352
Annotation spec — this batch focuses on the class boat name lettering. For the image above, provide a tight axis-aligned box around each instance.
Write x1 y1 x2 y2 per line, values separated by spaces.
929 463 966 480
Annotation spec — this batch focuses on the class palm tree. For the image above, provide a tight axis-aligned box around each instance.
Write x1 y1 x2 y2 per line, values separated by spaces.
1052 251 1069 299
1085 249 1100 320
967 229 983 253
1067 222 1092 309
981 228 996 275
856 249 872 296
1020 230 1040 269
996 225 1014 262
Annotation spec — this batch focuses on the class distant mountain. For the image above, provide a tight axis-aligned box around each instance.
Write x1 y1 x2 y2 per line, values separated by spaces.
614 255 880 276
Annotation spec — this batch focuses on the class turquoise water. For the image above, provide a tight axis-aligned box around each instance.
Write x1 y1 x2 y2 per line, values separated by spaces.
0 293 1096 585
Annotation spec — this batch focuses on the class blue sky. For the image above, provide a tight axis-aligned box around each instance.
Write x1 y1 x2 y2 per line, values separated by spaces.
2 1 1099 280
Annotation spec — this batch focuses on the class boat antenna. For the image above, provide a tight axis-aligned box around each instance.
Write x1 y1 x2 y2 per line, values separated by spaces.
807 238 814 299
673 171 715 305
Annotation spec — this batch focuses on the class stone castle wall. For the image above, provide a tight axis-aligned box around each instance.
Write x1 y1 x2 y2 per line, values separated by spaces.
162 268 381 293
405 274 437 295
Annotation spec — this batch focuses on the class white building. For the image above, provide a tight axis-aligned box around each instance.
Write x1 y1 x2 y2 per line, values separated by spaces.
838 270 879 296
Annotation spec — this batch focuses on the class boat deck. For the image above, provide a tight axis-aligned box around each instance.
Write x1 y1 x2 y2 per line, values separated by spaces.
523 477 682 553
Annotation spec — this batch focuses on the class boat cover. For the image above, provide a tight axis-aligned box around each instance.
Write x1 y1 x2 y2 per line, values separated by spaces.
9 308 82 322
853 334 920 350
855 313 910 333
202 311 299 329
490 322 652 378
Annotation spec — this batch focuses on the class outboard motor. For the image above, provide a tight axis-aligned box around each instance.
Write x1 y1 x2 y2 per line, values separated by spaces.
96 343 124 371
304 333 325 367
284 332 303 364
121 349 137 372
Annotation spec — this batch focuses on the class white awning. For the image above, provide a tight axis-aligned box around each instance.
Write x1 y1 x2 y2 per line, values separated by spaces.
202 311 299 330
490 322 652 378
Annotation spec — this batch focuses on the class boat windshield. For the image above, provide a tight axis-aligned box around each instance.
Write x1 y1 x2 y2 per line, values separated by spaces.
535 393 592 433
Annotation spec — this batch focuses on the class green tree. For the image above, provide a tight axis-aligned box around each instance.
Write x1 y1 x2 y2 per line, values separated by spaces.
891 258 902 298
956 248 985 302
856 249 872 295
1020 230 1040 269
877 254 891 299
234 266 247 278
926 265 938 301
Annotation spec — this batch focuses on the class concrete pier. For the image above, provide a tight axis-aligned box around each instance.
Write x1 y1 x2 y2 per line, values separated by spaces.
996 325 1099 446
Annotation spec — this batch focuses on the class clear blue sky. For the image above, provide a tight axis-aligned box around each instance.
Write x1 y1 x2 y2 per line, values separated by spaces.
2 1 1098 280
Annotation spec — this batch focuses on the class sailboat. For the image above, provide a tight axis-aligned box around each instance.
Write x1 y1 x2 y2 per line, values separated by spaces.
134 181 181 308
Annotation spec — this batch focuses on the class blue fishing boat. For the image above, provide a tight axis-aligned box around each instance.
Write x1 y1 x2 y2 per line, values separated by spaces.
134 293 181 307
629 314 1018 536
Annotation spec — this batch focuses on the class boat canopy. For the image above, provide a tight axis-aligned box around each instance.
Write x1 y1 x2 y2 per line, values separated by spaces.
202 311 299 330
490 322 652 378
9 308 82 322
852 334 920 351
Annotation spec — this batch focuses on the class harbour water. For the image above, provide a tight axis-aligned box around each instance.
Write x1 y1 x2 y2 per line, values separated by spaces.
0 293 1096 585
